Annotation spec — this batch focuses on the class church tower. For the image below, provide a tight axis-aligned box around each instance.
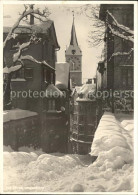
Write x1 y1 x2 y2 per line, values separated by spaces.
65 13 82 87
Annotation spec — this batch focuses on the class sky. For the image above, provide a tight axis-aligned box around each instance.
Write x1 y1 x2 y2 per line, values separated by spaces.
3 4 103 82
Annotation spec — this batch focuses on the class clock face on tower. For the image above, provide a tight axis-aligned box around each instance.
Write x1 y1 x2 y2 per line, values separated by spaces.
66 56 81 71
72 49 76 55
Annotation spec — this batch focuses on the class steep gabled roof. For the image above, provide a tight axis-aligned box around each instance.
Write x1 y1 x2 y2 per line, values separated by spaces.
65 18 81 56
70 19 78 46
3 20 60 49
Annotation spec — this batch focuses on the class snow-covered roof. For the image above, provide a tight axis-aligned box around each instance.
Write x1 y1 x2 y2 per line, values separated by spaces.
3 109 38 123
4 21 51 34
45 84 64 98
3 20 60 49
71 86 82 97
75 86 82 93
76 83 96 102
55 62 70 90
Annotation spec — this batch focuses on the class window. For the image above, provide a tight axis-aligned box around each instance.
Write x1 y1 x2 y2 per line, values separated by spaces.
48 100 55 111
87 125 95 135
87 115 96 125
74 105 78 113
12 67 24 79
52 46 55 61
44 70 54 84
44 68 47 82
72 124 78 133
128 69 133 87
79 115 85 124
79 104 84 112
46 70 51 83
79 93 83 99
73 114 77 123
122 68 133 88
70 59 75 71
25 68 33 79
88 104 93 113
78 125 84 134
51 73 53 84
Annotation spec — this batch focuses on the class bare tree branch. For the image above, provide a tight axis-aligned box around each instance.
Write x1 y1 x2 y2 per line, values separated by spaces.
108 24 134 43
3 4 51 109
3 64 22 74
109 48 134 61
3 4 50 49
12 34 41 64
106 10 134 35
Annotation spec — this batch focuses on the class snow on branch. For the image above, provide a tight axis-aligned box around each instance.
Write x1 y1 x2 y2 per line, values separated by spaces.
106 10 134 35
3 34 42 75
108 24 134 43
3 65 22 74
20 55 55 70
20 55 44 65
3 4 51 109
13 34 41 64
109 48 134 61
3 4 50 49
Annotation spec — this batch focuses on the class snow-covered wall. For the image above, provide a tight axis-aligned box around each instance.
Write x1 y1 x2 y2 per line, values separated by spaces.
3 109 40 150
91 111 133 170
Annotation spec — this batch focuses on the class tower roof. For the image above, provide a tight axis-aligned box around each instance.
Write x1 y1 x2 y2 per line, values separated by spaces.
70 17 78 46
65 15 82 56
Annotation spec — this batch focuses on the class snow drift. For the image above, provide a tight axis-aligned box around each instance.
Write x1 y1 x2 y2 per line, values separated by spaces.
91 112 133 170
3 112 134 192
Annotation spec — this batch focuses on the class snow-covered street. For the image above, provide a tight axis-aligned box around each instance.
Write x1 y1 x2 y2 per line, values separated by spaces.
3 112 134 192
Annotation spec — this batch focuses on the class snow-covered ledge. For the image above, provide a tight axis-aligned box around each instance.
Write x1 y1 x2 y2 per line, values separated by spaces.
3 109 37 123
11 78 26 82
90 112 133 170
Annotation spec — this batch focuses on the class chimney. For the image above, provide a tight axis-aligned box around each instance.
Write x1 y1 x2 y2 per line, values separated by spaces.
30 5 34 25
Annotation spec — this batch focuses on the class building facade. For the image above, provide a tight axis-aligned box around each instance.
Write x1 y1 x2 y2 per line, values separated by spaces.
3 16 70 153
3 109 40 151
97 4 134 112
65 16 82 87
70 84 100 154
4 19 60 113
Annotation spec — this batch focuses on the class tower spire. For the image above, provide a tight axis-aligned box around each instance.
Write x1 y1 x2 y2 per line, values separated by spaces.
65 10 82 87
72 10 75 23
70 11 78 46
